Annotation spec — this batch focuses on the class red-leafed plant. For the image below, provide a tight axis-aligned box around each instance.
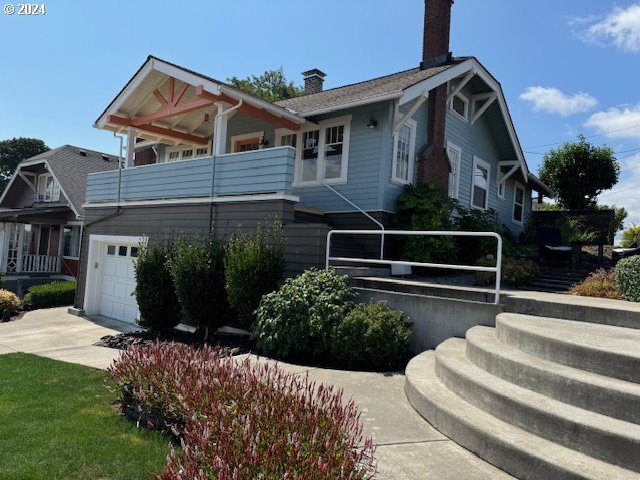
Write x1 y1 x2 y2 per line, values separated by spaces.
108 343 376 479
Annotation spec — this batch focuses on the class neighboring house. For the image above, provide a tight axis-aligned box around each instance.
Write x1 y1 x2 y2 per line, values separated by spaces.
0 145 119 280
75 0 552 323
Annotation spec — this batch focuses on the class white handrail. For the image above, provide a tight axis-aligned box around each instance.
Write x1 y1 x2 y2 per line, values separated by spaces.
319 180 385 259
325 229 503 304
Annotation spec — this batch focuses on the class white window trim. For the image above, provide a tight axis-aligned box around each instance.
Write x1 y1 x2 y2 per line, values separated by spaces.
276 114 352 187
446 141 462 199
449 91 469 122
62 225 82 259
512 181 525 225
497 180 505 200
391 119 417 185
230 131 265 153
36 173 60 202
166 143 211 162
471 156 491 210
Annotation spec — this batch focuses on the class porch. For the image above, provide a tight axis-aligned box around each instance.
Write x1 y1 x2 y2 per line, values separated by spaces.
85 147 296 204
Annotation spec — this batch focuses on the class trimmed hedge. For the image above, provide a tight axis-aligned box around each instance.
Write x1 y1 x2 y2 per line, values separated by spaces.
0 289 21 313
23 281 75 310
616 256 640 302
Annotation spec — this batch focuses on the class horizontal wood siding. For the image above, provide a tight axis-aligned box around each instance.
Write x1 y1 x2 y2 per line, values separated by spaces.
75 200 299 309
294 103 386 213
85 148 295 203
283 223 331 276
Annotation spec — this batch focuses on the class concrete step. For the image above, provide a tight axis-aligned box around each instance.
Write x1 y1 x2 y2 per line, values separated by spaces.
435 338 640 472
465 326 640 425
405 351 640 480
496 313 640 383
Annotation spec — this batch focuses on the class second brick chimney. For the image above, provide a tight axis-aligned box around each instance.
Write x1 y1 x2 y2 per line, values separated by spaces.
302 69 326 95
417 0 454 194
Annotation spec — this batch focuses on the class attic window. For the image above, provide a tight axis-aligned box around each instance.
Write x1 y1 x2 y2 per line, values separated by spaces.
450 93 468 121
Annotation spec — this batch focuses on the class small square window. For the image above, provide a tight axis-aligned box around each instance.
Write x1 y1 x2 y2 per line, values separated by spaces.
451 95 468 120
107 245 116 255
118 246 128 256
130 247 138 258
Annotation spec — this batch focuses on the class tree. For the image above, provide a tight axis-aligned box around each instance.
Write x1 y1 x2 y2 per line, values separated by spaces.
598 204 627 234
227 68 303 103
0 137 49 192
538 135 619 210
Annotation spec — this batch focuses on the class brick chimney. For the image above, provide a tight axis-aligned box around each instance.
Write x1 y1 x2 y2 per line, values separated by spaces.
417 0 454 194
302 69 326 95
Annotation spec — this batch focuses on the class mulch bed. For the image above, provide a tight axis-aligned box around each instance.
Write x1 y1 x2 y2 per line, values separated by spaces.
94 328 254 355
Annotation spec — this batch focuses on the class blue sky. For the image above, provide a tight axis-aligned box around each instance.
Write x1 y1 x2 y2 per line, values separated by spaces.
1 0 639 228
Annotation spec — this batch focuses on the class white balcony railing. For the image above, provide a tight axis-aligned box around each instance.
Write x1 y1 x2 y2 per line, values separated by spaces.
21 255 61 273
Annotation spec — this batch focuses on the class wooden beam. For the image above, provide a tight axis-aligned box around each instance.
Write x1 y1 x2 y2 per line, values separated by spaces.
153 90 168 106
195 86 302 131
471 92 497 125
129 98 214 126
447 70 475 103
106 115 210 146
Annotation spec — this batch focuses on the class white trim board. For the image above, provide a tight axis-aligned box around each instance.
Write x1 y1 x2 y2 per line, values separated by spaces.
82 193 300 209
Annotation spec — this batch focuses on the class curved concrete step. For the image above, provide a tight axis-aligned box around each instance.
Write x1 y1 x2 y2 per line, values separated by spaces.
435 338 640 472
496 313 640 383
405 351 640 480
466 326 640 425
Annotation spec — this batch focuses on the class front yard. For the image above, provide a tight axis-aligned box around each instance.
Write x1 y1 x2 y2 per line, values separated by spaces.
0 353 169 480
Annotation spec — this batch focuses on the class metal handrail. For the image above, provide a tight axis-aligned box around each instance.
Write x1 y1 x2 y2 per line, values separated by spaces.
325 229 503 304
319 180 385 259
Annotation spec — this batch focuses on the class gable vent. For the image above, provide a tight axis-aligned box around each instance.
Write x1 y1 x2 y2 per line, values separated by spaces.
101 154 110 161
78 149 87 156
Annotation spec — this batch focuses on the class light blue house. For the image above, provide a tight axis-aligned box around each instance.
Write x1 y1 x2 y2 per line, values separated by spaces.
75 0 551 323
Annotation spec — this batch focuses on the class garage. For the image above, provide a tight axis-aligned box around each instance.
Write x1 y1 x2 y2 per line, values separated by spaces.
84 235 147 324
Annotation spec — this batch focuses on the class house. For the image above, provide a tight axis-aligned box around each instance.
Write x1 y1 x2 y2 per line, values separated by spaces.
74 0 552 323
0 145 119 288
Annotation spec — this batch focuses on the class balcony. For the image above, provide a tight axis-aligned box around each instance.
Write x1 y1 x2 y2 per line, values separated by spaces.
85 147 296 204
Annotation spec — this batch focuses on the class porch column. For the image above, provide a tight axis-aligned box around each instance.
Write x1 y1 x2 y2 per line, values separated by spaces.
126 126 136 168
16 224 24 273
0 223 7 272
213 103 228 156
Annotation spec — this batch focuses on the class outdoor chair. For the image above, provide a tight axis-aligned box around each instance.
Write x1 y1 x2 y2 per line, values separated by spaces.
537 226 572 265
612 236 640 265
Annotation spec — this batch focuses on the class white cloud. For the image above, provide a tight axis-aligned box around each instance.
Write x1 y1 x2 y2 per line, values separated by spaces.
519 86 598 116
584 102 640 139
573 4 640 53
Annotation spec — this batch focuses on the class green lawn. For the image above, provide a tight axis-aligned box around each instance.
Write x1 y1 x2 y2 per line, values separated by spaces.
0 353 170 480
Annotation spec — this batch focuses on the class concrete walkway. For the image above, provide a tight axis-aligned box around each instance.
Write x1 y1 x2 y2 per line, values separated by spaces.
0 307 513 479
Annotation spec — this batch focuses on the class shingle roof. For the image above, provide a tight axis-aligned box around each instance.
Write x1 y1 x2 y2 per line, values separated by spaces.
275 59 468 115
23 145 119 217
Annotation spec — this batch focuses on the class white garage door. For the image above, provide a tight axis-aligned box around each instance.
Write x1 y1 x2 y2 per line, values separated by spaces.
99 244 139 323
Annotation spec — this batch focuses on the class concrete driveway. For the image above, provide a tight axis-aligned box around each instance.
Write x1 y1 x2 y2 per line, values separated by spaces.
0 308 513 480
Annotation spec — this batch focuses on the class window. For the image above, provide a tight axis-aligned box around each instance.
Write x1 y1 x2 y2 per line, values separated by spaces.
36 173 60 202
166 144 210 162
446 142 462 199
107 245 116 255
392 120 416 184
276 115 351 185
448 83 469 121
63 226 81 258
497 181 505 199
231 131 264 153
472 157 491 210
513 182 525 224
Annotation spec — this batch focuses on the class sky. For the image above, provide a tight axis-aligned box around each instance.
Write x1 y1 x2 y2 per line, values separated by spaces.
1 0 639 230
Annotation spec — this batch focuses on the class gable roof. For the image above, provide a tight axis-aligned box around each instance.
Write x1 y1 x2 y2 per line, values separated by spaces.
0 145 119 218
275 59 468 116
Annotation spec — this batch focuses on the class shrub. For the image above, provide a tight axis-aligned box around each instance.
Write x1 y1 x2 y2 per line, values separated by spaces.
225 222 286 328
621 223 640 247
108 343 375 480
134 242 181 331
570 268 619 299
22 281 75 309
332 301 411 370
453 207 503 264
475 257 538 287
0 289 21 314
253 268 355 363
615 256 640 302
395 184 458 263
167 237 228 336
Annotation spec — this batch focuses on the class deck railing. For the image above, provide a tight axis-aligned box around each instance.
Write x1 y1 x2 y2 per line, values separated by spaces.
21 254 61 273
325 230 503 304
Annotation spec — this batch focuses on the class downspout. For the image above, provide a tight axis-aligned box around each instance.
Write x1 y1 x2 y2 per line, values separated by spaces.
209 100 243 231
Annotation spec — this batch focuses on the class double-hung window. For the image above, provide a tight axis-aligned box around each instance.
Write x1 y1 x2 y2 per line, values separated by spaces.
166 144 210 162
63 225 81 258
471 156 491 210
36 173 60 202
513 182 525 224
392 120 416 184
276 115 351 186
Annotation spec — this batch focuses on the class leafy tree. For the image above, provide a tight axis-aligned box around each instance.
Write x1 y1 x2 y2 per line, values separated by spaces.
621 224 640 247
598 204 627 234
538 135 619 209
0 138 49 192
227 68 303 103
